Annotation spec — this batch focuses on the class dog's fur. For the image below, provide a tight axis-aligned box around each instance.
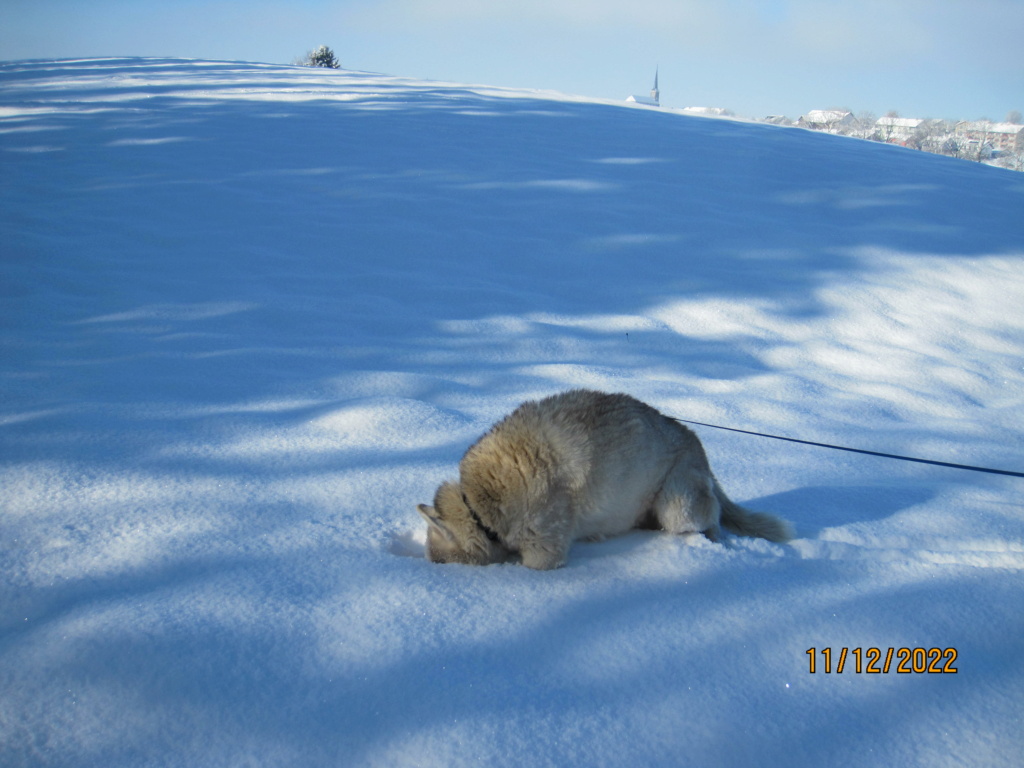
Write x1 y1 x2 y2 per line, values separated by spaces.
418 389 792 569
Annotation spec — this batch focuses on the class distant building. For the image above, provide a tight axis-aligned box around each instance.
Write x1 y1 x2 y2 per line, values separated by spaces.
875 116 929 142
954 121 1024 153
626 69 660 107
798 110 855 133
682 107 731 117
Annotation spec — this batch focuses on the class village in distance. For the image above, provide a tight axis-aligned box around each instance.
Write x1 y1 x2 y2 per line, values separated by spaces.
625 74 1024 173
769 109 1024 172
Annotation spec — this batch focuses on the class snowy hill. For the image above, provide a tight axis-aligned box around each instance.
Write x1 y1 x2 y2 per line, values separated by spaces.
2 58 1023 767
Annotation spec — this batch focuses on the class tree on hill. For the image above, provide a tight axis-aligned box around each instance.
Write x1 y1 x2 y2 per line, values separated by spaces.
303 46 340 69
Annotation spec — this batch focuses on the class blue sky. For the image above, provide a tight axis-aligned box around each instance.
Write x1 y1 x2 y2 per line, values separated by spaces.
2 0 1021 120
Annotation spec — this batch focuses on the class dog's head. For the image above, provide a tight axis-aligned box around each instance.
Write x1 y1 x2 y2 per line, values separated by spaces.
418 481 510 566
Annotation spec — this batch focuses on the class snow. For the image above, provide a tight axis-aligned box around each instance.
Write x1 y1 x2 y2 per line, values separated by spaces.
2 58 1023 767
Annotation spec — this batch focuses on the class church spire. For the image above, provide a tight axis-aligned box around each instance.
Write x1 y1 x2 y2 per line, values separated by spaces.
651 67 660 105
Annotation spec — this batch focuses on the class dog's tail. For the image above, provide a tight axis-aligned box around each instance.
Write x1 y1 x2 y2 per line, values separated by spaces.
714 481 793 543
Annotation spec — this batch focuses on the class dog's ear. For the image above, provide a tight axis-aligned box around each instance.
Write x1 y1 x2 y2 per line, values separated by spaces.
418 504 456 542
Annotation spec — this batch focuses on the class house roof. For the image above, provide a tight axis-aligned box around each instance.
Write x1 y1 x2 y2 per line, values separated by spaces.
876 117 926 129
956 121 1024 136
683 107 729 116
800 110 853 123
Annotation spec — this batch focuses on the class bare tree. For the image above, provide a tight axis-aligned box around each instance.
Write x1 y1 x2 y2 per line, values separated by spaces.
941 137 964 158
996 150 1024 172
856 110 877 139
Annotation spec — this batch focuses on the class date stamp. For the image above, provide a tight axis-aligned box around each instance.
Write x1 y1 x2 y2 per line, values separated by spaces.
806 647 958 674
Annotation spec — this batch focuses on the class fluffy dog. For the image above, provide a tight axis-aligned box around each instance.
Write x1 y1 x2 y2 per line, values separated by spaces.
418 389 791 569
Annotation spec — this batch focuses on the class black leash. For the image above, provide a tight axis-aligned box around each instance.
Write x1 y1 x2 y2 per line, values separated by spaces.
673 418 1024 479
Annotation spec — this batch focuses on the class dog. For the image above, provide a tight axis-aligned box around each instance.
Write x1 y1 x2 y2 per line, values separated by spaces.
418 389 792 569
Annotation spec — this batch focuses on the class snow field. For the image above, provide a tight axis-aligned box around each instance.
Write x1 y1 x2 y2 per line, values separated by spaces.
2 58 1023 767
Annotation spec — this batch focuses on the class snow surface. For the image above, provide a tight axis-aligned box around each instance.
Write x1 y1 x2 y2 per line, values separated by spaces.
2 58 1024 767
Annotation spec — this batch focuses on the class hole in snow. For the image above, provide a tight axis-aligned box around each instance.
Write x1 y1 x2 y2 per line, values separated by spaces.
389 529 426 558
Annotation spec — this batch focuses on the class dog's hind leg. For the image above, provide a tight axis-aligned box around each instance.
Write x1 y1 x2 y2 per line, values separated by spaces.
651 465 722 542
